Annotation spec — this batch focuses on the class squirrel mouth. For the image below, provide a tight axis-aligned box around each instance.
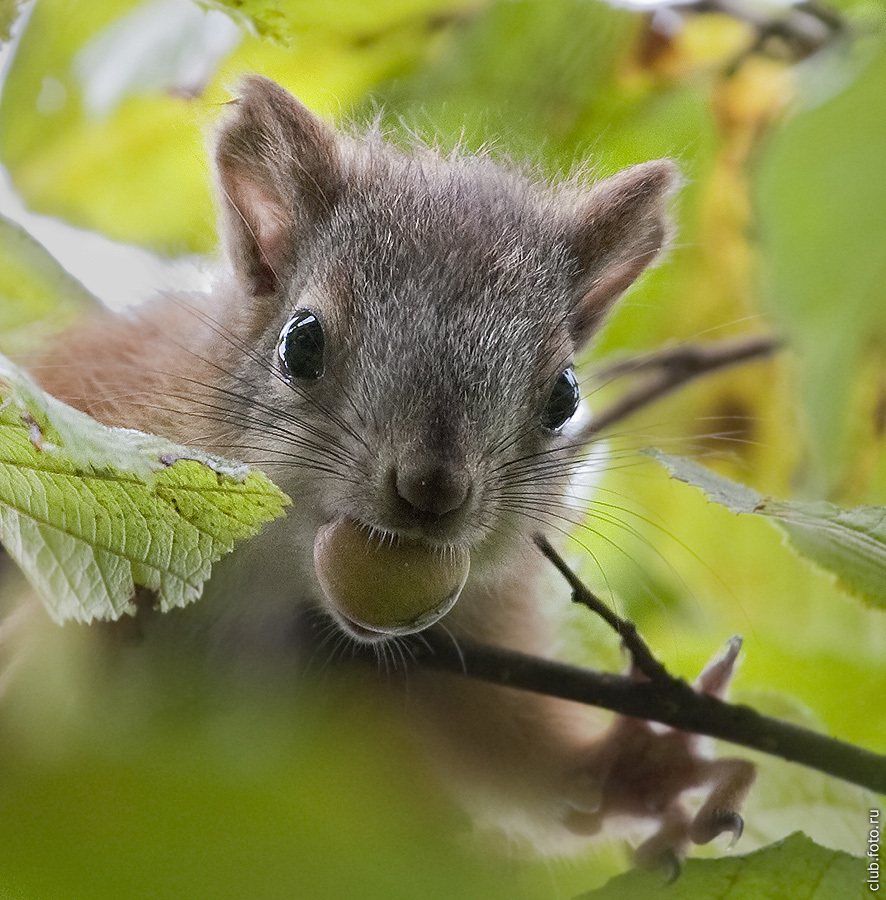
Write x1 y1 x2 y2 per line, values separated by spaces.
312 517 470 640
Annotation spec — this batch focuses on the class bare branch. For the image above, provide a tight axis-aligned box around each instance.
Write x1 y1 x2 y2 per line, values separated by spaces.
579 333 780 443
407 610 886 797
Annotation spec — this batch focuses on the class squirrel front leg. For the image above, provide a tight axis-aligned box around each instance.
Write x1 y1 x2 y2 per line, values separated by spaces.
404 553 755 863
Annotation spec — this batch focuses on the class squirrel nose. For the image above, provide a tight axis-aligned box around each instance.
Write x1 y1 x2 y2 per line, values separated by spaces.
394 463 471 519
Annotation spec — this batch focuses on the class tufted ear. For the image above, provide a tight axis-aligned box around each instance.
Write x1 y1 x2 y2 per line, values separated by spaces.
215 76 342 296
566 160 679 348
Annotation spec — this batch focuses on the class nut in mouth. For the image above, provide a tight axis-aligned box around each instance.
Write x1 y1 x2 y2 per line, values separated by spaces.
312 517 471 640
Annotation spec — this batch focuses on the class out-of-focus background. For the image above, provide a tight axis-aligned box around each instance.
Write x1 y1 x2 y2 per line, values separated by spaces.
0 1 883 897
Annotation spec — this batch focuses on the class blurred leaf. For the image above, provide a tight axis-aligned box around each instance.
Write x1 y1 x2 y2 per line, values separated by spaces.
0 631 520 900
0 0 22 42
0 213 100 355
205 0 476 41
0 0 449 253
735 689 881 855
369 0 635 163
580 833 865 899
648 450 886 608
755 32 886 494
0 352 289 623
74 0 242 116
0 0 220 254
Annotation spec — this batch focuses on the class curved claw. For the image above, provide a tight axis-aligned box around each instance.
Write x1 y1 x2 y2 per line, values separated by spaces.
695 635 742 697
634 845 682 883
721 810 744 848
633 816 688 880
694 807 744 847
660 849 682 885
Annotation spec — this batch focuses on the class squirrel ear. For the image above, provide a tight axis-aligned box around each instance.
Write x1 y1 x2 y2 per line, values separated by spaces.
566 160 679 348
215 76 341 296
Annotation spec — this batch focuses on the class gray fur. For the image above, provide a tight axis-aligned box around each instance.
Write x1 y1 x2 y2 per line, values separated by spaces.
213 76 677 577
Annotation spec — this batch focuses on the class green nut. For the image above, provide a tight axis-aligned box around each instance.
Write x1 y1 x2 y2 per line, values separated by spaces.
313 518 470 635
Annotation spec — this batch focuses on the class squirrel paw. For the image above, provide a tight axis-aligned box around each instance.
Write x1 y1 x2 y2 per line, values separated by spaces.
562 637 756 868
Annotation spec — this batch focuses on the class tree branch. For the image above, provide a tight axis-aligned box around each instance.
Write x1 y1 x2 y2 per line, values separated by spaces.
578 333 780 444
528 539 886 793
407 575 886 796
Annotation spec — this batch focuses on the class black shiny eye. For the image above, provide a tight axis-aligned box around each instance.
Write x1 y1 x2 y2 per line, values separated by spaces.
541 367 580 432
278 310 324 380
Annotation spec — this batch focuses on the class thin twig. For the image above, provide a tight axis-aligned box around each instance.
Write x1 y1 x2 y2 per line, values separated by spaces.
533 533 668 684
578 333 780 444
591 333 779 382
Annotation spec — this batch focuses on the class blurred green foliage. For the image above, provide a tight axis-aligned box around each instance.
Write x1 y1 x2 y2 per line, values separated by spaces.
0 213 97 354
0 0 884 897
757 28 886 497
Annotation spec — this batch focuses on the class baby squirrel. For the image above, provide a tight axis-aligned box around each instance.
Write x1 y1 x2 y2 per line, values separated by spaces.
35 75 755 866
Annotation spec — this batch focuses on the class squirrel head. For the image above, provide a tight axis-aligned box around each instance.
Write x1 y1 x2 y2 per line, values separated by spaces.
211 76 678 619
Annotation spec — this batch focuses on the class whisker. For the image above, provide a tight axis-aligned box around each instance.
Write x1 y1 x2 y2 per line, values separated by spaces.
156 292 370 446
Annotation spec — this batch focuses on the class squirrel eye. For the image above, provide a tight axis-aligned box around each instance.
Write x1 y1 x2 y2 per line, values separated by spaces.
541 367 579 432
278 310 324 380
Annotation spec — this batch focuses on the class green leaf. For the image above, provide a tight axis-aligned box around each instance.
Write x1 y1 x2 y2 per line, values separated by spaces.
74 0 242 117
647 451 886 609
0 212 100 355
580 833 866 899
0 641 523 900
755 31 886 493
368 0 635 163
0 352 289 624
0 0 221 255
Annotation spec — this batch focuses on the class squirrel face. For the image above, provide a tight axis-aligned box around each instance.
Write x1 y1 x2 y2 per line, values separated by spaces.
269 158 584 545
208 76 677 637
